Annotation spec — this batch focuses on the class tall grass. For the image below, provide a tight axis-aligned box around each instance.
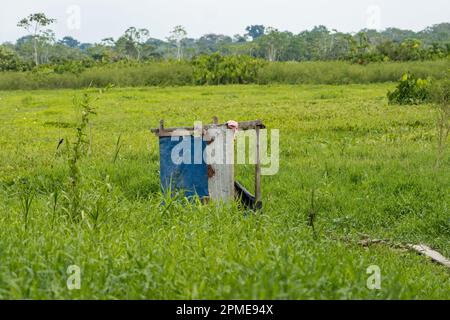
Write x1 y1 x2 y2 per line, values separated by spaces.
0 62 194 90
257 60 450 85
0 84 449 298
0 60 448 90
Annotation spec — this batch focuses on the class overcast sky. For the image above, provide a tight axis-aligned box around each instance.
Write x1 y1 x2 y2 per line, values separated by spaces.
1 0 449 43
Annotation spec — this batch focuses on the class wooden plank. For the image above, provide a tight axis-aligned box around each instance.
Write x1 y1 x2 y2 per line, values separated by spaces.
151 126 194 134
236 120 265 130
151 119 265 135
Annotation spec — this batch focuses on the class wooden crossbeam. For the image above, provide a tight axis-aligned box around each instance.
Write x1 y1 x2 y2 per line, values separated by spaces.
151 119 265 136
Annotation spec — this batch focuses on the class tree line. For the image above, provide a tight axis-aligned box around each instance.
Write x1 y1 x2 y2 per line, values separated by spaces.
0 13 449 72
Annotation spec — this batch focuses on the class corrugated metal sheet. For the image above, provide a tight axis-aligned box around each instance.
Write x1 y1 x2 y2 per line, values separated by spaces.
205 126 235 203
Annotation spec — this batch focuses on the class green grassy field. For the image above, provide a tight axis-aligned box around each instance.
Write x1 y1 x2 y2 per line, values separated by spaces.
0 83 448 299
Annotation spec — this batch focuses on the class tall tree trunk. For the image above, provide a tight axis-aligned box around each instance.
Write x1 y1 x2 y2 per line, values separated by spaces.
268 45 276 62
136 44 141 61
33 23 39 66
177 43 182 61
33 36 39 66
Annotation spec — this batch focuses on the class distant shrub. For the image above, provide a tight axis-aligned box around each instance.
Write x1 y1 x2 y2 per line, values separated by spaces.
0 47 29 72
192 53 265 85
428 78 450 106
387 73 431 105
51 59 96 75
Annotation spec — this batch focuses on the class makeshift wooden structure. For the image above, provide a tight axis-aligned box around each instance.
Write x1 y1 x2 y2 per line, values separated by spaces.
151 117 265 210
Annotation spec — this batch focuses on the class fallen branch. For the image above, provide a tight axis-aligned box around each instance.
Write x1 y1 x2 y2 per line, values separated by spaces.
355 234 450 269
406 244 450 269
328 232 450 269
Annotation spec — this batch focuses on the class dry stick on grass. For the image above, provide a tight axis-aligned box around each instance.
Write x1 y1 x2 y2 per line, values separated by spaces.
357 233 450 269
406 244 450 268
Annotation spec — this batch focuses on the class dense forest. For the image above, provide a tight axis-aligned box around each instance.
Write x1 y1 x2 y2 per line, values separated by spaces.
0 13 449 73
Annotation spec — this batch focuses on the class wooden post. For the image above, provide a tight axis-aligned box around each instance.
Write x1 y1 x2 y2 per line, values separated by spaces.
255 126 262 210
159 120 164 135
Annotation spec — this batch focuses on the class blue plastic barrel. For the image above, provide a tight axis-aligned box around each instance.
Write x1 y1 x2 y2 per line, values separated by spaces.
159 136 209 199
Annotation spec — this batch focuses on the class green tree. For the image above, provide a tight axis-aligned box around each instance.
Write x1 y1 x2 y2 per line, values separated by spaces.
40 29 56 64
116 27 150 60
197 34 233 54
398 38 423 60
233 34 248 43
17 13 56 66
0 46 23 71
60 36 80 48
167 25 187 61
245 25 265 40
258 27 288 61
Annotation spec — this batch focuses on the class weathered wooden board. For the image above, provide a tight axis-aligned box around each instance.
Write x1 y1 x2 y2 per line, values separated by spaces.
151 119 265 136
